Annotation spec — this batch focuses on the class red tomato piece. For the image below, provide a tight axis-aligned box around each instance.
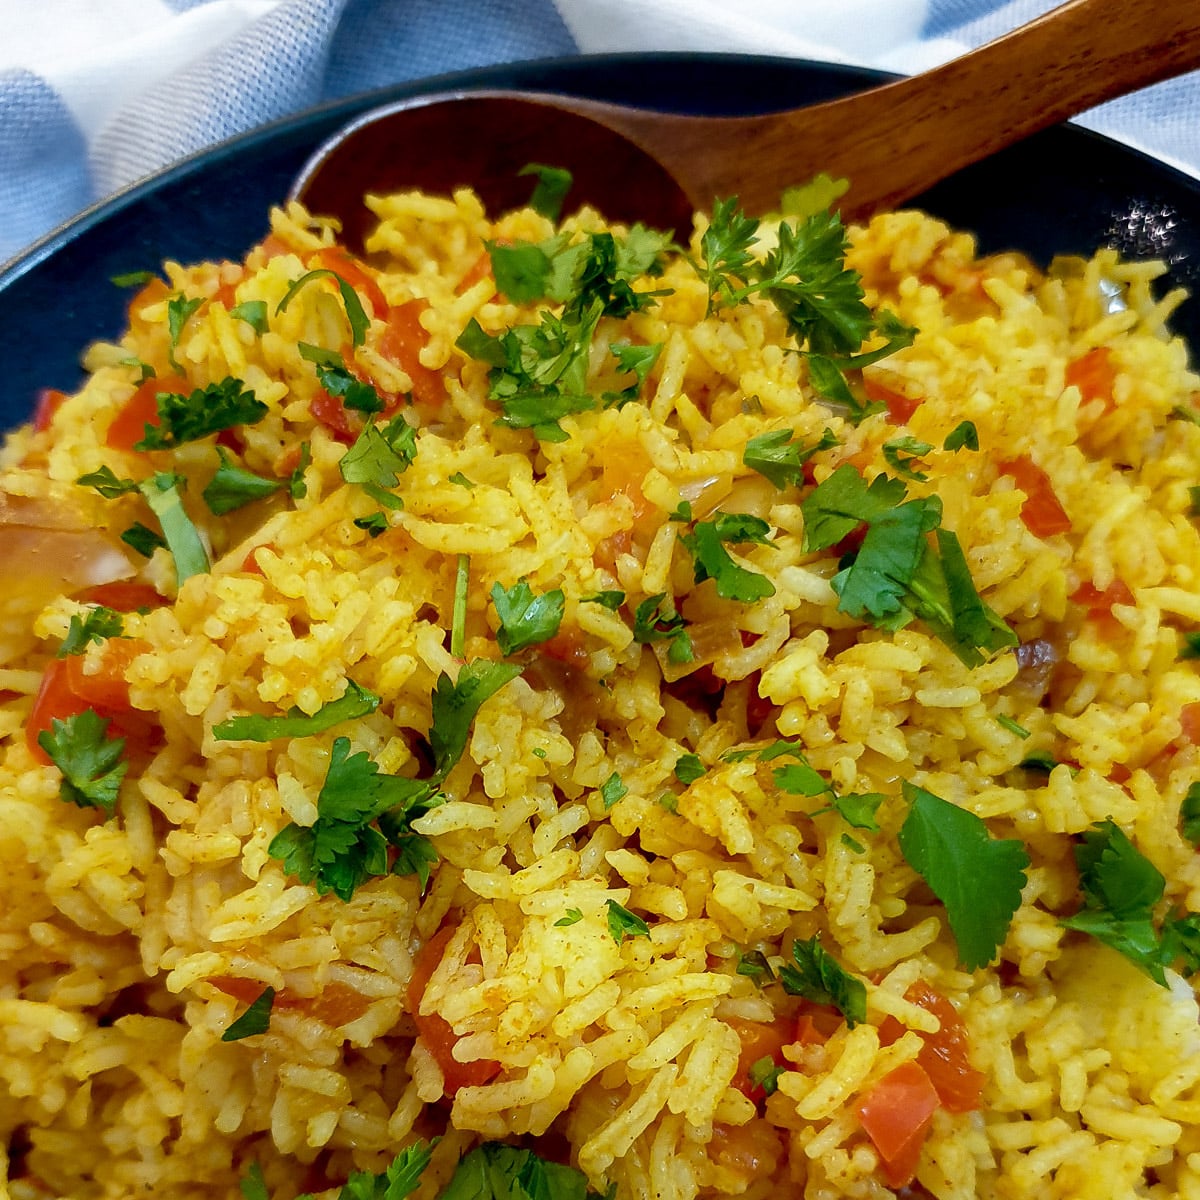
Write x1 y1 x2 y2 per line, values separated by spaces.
378 299 445 411
997 456 1071 538
33 388 69 433
105 373 190 452
77 582 165 612
1179 702 1200 746
904 982 985 1113
308 389 359 443
406 925 502 1095
864 377 923 424
726 1015 794 1103
308 247 389 320
1071 579 1135 635
855 1060 941 1188
1066 347 1116 413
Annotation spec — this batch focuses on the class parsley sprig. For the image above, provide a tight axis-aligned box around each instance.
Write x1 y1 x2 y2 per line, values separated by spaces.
58 607 124 657
133 377 267 452
491 579 565 656
37 709 128 815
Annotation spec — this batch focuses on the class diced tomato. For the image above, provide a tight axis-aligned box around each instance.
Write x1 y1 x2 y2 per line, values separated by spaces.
378 299 445 412
1070 579 1135 635
538 628 590 673
309 389 359 443
76 582 165 612
33 388 69 433
855 1060 940 1188
27 638 156 764
241 544 273 576
864 377 923 424
105 373 190 452
726 1016 794 1103
308 247 389 320
258 234 294 261
877 982 984 1114
707 1120 785 1181
1066 347 1116 414
458 249 494 294
406 925 502 1095
997 456 1071 538
210 976 371 1026
1179 702 1200 746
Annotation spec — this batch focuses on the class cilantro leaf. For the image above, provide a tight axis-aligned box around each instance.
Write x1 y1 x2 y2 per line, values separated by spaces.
440 1143 590 1200
221 986 275 1041
451 553 471 659
814 791 885 834
773 759 829 797
269 737 433 902
77 466 139 498
800 465 907 552
37 709 128 815
631 593 694 663
743 426 838 489
288 441 311 500
600 771 627 810
674 753 705 784
680 512 776 602
239 1163 270 1200
167 294 204 371
203 447 283 515
277 269 370 347
736 949 773 979
121 522 166 558
555 907 584 927
134 377 268 451
386 831 440 893
338 1140 435 1200
1182 783 1200 848
778 936 866 1027
697 195 760 312
355 512 389 537
428 659 523 784
943 420 979 452
490 580 565 655
882 435 933 482
603 341 663 408
111 270 157 288
605 899 650 944
214 680 381 742
340 414 417 489
299 342 383 414
1161 912 1200 976
138 472 210 582
898 781 1029 970
520 162 574 222
582 590 625 610
58 607 124 657
229 299 268 334
748 1056 786 1096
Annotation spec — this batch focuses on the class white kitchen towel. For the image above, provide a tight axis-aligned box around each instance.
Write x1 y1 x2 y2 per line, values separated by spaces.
0 0 1196 263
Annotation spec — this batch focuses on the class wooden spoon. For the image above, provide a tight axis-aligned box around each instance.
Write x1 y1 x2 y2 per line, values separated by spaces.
292 0 1200 245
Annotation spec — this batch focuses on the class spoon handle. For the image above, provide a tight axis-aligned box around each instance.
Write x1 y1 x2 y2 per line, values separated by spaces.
577 0 1200 215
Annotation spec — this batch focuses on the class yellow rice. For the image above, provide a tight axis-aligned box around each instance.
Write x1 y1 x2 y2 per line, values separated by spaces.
1 183 1199 1200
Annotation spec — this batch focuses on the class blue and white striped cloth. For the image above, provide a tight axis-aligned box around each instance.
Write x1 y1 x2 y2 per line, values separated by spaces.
2 0 1197 264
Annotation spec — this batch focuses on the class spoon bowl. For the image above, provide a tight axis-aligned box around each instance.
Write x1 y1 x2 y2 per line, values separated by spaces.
292 0 1200 245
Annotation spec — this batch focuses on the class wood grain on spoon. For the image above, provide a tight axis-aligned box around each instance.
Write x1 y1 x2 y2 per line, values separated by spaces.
293 0 1200 242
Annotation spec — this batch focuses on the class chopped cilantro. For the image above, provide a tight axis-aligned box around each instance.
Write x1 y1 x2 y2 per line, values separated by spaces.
882 435 933 482
582 590 625 610
37 709 127 816
605 899 650 944
1162 912 1200 976
1180 631 1200 660
743 426 838 489
134 377 268 451
340 414 417 490
674 753 705 785
801 465 1017 667
996 714 1031 739
386 831 440 893
138 472 210 582
111 270 157 288
658 790 679 813
299 342 383 414
1020 751 1060 773
748 1056 786 1096
736 949 773 979
77 466 139 498
781 173 849 219
166 294 204 371
898 781 1029 970
773 758 829 797
603 341 663 408
490 579 565 655
943 420 979 452
428 659 523 784
229 299 268 334
631 593 694 663
520 162 574 222
338 1140 435 1200
58 607 124 657
221 986 275 1041
277 269 370 347
268 737 434 902
669 500 693 523
842 833 866 853
600 771 627 810
1182 784 1200 848
813 791 884 834
354 512 389 537
288 442 312 500
778 936 866 1027
214 680 381 742
119 356 155 383
555 907 584 928
203 447 283 515
440 1142 590 1200
121 522 166 558
451 554 470 659
680 512 776 602
449 472 475 489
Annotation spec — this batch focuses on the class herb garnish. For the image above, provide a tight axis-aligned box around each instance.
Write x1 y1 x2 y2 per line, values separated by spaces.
300 343 384 415
600 771 627 810
605 898 651 944
58 607 124 657
801 464 1017 666
631 593 694 663
778 936 867 1027
440 1142 593 1200
674 753 705 785
490 579 565 655
37 709 128 815
138 472 211 581
214 680 380 742
339 1140 435 1200
943 420 979 452
555 907 584 928
277 269 370 347
133 377 268 452
229 299 268 334
167 295 204 372
882 435 933 482
1182 784 1200 848
743 427 838 489
221 986 275 1041
520 162 574 222
339 414 417 490
203 448 283 515
898 782 1029 970
679 512 776 602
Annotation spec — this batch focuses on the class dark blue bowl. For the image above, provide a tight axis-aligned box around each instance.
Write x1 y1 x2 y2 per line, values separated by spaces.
2 52 1198 430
